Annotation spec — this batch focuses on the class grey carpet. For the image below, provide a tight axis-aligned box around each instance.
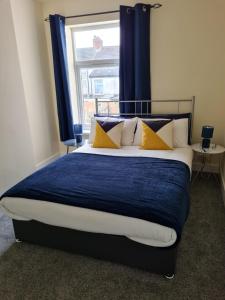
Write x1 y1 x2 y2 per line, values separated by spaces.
0 176 224 300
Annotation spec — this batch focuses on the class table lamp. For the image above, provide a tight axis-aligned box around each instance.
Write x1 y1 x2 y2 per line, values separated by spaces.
74 124 83 146
201 125 214 149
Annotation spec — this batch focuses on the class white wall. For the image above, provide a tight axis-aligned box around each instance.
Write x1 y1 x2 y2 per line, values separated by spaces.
10 0 59 166
0 0 35 194
40 0 225 145
0 0 60 194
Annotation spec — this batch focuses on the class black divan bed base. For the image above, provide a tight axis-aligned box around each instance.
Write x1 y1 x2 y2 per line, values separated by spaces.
13 219 178 277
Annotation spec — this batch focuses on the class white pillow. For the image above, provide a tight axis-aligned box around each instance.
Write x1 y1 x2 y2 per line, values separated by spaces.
133 118 189 147
89 117 138 146
173 118 189 148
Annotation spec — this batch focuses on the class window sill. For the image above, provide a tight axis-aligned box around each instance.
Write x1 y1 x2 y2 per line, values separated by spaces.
83 130 90 138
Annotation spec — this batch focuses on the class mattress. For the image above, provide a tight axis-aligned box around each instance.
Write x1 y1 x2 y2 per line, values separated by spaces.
0 145 192 247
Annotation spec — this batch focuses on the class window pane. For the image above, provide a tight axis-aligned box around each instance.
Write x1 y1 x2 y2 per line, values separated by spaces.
83 99 119 131
73 27 119 61
71 23 120 130
94 79 103 95
80 66 119 129
80 66 119 98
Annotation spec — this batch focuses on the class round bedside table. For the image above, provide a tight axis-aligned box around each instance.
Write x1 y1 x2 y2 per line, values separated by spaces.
191 143 225 182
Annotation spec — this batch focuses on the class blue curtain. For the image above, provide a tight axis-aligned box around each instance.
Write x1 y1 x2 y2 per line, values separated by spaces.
49 14 74 141
119 4 151 114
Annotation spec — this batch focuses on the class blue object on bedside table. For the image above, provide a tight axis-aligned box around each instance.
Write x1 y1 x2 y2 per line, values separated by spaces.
74 124 83 146
201 125 214 149
63 124 83 153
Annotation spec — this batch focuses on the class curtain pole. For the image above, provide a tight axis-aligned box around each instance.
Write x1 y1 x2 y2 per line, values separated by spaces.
44 3 162 22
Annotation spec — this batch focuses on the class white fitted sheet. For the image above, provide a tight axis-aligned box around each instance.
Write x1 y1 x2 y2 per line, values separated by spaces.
76 144 193 172
0 146 193 247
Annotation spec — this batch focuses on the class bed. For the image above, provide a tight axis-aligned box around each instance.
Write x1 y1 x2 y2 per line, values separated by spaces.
0 98 195 278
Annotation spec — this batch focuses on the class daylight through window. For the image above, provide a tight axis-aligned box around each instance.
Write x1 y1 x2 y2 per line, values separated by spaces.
71 23 120 130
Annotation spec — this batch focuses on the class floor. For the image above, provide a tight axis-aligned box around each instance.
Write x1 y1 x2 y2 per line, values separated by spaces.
0 176 224 300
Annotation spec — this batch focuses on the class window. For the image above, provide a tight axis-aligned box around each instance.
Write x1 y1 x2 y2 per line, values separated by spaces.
70 22 120 130
93 79 103 95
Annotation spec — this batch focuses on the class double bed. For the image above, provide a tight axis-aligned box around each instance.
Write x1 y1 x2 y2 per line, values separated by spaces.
0 98 195 278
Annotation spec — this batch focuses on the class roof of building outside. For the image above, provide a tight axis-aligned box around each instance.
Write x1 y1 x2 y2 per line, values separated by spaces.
76 46 119 61
89 67 119 78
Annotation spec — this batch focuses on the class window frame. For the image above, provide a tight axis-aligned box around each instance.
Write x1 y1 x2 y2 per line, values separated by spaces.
70 22 119 128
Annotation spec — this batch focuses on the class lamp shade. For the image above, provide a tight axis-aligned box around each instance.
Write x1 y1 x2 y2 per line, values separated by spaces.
201 125 214 139
74 124 83 144
74 124 82 134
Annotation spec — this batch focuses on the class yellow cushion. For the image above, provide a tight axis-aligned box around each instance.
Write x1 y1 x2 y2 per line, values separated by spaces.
141 120 173 150
92 120 124 149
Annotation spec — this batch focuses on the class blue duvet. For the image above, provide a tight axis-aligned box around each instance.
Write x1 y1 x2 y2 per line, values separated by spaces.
1 153 190 239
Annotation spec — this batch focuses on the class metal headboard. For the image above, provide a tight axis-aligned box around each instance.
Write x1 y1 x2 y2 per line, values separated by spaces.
95 96 195 140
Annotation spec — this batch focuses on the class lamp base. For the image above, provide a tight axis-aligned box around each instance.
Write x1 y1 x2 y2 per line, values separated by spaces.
201 138 210 149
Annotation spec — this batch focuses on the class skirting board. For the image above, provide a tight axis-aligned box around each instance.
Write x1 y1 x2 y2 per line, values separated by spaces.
220 167 225 207
35 152 61 169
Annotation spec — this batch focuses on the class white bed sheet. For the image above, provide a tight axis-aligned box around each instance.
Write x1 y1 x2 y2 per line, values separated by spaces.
76 144 193 172
0 145 193 247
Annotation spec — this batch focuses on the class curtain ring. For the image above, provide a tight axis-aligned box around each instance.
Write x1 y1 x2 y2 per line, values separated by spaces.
142 5 147 12
126 7 131 14
153 4 162 9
